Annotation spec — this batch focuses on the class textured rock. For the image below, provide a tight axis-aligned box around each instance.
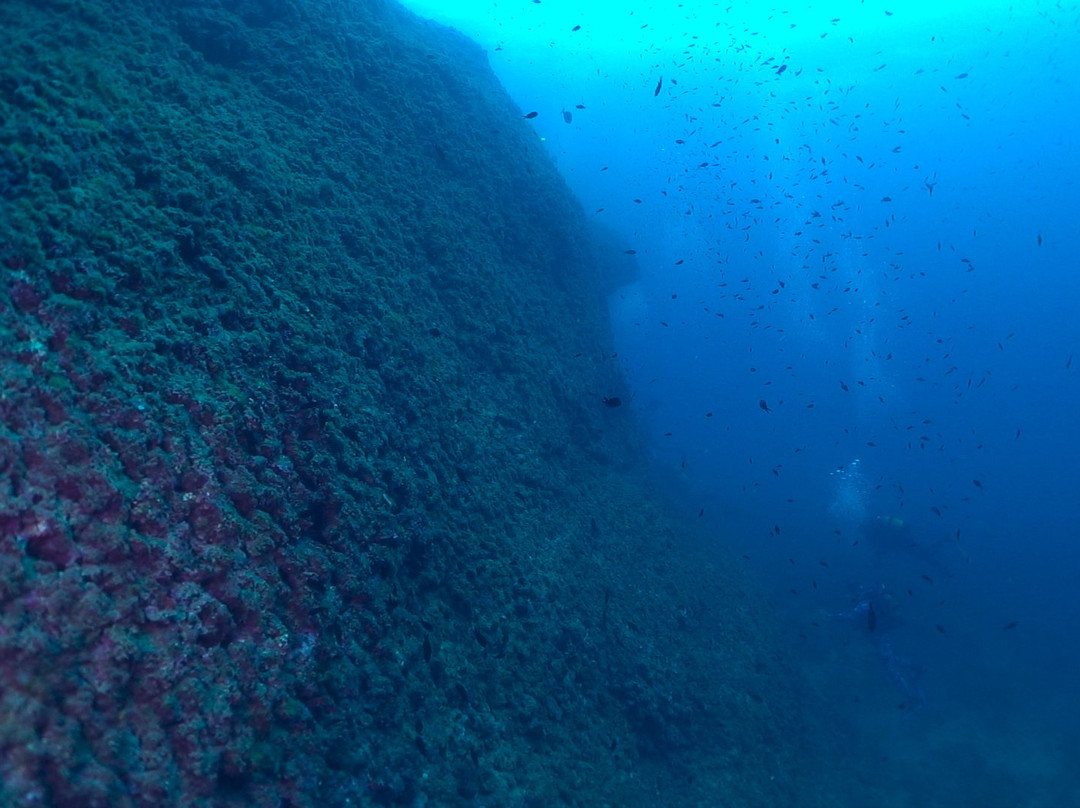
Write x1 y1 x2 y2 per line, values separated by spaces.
0 0 813 805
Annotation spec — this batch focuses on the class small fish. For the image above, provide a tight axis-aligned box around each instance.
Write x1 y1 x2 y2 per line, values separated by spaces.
759 399 771 413
1003 621 1018 631
698 507 705 518
654 76 663 96
935 624 946 634
523 111 539 119
921 574 934 585
602 396 622 408
571 24 581 31
562 109 572 123
776 64 788 76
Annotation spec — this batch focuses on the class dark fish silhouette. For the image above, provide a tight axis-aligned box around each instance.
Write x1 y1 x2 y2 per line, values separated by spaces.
759 399 771 413
562 109 573 123
654 76 663 96
523 111 539 119
602 396 622 408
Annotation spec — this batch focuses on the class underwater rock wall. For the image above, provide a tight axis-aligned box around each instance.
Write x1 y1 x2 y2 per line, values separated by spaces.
0 0 807 805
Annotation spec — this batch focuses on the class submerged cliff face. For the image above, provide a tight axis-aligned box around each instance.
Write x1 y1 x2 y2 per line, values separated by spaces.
0 0 809 805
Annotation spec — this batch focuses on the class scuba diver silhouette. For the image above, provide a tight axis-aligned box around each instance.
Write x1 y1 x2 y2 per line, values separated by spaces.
863 515 960 578
833 583 927 712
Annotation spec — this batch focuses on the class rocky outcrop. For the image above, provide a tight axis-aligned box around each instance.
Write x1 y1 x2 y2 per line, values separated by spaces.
0 1 809 805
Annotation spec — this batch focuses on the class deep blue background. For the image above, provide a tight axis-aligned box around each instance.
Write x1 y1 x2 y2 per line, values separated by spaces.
403 0 1080 798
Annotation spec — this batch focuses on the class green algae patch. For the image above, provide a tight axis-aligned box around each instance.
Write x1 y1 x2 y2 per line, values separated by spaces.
0 0 827 805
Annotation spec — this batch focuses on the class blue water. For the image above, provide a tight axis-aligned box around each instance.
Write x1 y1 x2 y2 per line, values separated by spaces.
403 1 1079 803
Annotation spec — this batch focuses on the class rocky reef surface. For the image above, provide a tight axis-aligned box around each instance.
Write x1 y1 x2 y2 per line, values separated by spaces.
0 0 814 805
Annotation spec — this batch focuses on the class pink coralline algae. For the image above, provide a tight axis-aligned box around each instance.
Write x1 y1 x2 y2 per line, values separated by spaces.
0 259 392 807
